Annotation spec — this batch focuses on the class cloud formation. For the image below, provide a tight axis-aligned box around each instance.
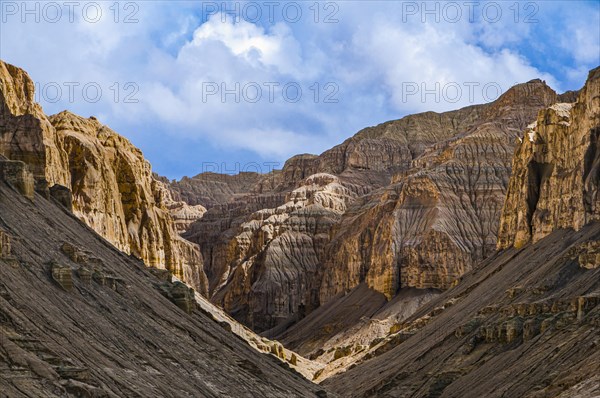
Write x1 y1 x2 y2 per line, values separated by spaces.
1 1 598 178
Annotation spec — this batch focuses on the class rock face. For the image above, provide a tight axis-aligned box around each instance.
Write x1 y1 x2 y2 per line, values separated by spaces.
318 79 559 303
0 157 34 199
183 78 559 331
208 173 357 331
167 171 262 208
0 62 69 186
0 60 208 295
153 173 207 233
322 65 600 398
498 67 600 249
0 179 325 397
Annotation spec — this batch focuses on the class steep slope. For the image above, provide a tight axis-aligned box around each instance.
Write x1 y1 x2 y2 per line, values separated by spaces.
0 171 327 397
0 61 208 295
323 66 600 398
267 285 439 382
318 79 559 302
184 79 558 332
324 225 600 397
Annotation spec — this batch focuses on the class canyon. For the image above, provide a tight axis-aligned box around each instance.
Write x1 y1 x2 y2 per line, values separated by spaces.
1 58 598 397
180 76 563 335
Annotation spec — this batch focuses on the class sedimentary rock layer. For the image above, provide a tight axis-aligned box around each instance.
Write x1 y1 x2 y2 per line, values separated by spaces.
183 78 559 331
0 60 208 294
498 67 600 249
324 224 600 398
323 64 600 398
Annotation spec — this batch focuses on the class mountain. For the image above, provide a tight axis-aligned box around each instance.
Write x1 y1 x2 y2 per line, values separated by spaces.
0 161 326 397
0 61 208 295
179 77 560 333
0 60 331 396
321 66 600 397
2 57 597 396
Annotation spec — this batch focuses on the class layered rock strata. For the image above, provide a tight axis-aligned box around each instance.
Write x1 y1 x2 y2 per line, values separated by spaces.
0 178 325 397
498 67 600 249
0 61 208 294
323 65 600 398
183 79 559 331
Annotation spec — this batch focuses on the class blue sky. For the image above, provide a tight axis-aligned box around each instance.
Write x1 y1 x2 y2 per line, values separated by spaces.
1 1 599 179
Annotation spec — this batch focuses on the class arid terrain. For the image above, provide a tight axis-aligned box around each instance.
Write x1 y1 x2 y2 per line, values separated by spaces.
1 59 598 397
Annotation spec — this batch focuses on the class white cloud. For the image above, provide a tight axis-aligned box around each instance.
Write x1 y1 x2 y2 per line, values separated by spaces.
1 1 598 177
188 15 303 76
346 18 559 113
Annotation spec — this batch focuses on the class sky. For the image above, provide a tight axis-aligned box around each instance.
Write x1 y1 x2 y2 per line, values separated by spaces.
1 0 599 179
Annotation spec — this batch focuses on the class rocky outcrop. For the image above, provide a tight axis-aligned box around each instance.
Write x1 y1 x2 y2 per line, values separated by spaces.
0 157 34 199
0 61 69 186
498 67 600 249
184 78 559 331
0 60 208 295
322 67 600 398
319 79 559 303
153 173 206 233
204 173 357 331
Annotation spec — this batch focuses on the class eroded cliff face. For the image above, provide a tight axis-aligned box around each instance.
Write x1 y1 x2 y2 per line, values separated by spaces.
323 68 600 397
182 78 559 331
0 61 208 295
319 80 558 302
0 62 69 187
201 173 357 331
498 67 600 250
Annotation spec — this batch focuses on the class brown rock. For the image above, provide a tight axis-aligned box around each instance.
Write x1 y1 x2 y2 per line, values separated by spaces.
49 184 73 211
0 158 34 199
0 61 208 296
0 228 11 258
0 62 70 186
182 78 559 331
0 171 323 397
498 67 600 249
50 262 73 292
319 79 558 303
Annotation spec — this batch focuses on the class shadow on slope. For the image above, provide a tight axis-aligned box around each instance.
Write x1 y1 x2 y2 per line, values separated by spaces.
0 181 328 397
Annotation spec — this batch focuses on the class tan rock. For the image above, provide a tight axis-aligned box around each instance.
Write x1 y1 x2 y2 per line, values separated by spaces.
0 158 34 199
498 67 600 249
0 61 208 295
182 78 559 331
0 62 70 186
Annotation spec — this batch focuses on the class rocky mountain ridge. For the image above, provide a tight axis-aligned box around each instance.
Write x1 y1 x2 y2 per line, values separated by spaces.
498 67 600 250
0 166 325 396
3 57 597 397
181 77 561 332
0 60 208 295
321 66 600 397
